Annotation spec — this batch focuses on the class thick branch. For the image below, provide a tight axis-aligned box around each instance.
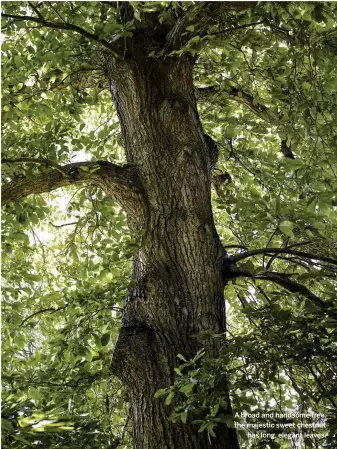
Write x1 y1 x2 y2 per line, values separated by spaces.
1 13 117 53
166 9 188 50
2 160 145 217
211 1 258 12
231 247 337 267
229 269 335 312
199 1 258 28
197 85 271 122
166 2 258 52
226 87 271 120
173 1 258 49
207 21 264 37
253 272 325 306
197 84 295 159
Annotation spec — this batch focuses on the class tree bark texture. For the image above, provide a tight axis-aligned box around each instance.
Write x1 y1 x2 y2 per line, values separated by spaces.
103 35 239 449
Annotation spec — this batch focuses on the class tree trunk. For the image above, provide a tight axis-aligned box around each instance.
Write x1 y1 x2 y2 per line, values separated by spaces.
104 40 239 449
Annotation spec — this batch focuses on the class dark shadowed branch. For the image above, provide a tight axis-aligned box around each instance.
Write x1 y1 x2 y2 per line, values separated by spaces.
225 242 337 311
198 1 258 29
20 306 67 327
168 1 258 50
196 84 295 159
231 247 337 267
228 268 335 313
197 85 270 121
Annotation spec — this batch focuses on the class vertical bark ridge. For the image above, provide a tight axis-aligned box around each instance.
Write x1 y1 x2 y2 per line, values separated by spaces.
104 43 239 448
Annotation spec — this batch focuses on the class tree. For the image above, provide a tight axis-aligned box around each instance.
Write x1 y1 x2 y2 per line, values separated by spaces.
2 2 337 449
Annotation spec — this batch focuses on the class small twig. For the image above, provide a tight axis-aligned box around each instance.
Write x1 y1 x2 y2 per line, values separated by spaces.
263 226 278 267
308 366 337 408
47 3 67 23
206 21 264 37
20 306 66 327
28 2 44 20
49 221 78 228
285 240 312 249
121 414 130 441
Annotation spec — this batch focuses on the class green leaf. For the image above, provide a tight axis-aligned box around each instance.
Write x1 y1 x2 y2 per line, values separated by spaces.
279 220 295 238
306 197 317 214
79 165 90 172
179 382 195 396
1 418 13 432
181 412 188 423
165 391 174 405
28 387 42 401
318 200 331 216
154 388 169 399
100 333 110 346
26 274 43 282
14 55 23 68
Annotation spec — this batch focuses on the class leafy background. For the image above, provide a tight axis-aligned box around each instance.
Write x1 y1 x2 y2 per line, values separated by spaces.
1 2 337 448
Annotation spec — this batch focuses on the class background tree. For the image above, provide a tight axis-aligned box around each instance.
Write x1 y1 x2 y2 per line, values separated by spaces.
2 2 337 449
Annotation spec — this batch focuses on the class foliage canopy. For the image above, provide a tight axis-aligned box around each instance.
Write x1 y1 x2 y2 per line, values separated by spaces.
1 2 337 448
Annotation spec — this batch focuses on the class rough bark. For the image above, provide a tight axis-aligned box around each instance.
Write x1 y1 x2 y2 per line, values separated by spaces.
1 160 145 221
103 32 239 449
1 5 254 447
